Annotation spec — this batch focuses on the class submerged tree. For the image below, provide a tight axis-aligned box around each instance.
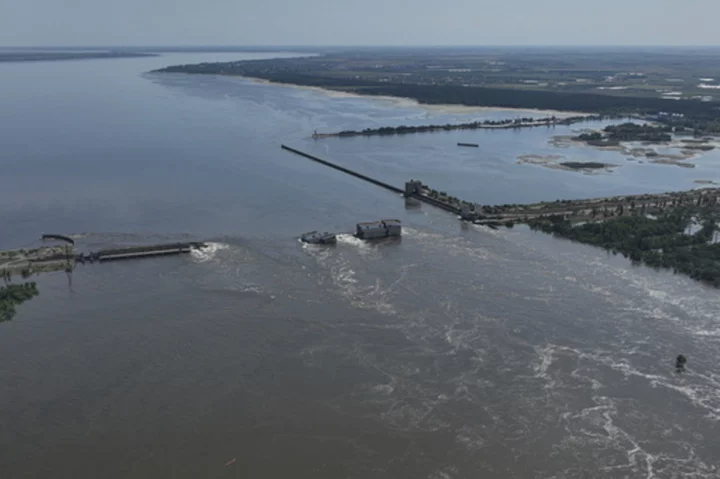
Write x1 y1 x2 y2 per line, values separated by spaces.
0 282 39 322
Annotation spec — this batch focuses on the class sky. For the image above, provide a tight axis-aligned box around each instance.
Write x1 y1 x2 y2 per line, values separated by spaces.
1 0 718 47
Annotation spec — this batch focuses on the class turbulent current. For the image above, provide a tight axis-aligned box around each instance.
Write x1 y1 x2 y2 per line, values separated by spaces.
0 51 719 478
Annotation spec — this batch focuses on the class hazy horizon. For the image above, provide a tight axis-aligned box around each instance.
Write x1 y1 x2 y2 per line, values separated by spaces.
2 0 719 47
4 45 720 50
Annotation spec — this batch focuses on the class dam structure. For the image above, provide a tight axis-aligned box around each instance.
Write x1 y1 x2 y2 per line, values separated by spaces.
280 145 720 227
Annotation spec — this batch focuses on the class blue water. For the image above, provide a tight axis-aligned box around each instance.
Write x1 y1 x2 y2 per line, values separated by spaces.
1 52 719 479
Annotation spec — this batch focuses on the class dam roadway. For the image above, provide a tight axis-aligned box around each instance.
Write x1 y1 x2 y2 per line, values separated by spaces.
280 144 720 224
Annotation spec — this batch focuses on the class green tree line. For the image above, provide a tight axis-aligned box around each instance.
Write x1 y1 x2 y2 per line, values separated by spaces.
529 210 720 287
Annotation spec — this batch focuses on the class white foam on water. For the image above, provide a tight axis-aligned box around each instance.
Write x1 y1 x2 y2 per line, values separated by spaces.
444 321 488 358
612 270 720 339
335 233 362 246
471 223 507 236
332 262 359 289
543 242 720 345
533 345 556 380
305 243 397 316
405 226 501 264
429 468 458 479
372 384 395 395
536 344 720 422
693 329 720 338
300 240 333 263
190 242 229 262
559 395 662 479
402 226 458 241
557 392 720 478
335 233 375 256
238 285 264 295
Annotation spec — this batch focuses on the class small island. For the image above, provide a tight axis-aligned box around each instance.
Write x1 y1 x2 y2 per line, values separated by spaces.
575 122 673 146
684 145 716 151
559 162 611 170
516 155 615 172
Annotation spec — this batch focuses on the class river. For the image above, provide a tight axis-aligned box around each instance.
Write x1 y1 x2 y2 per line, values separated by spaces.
0 51 718 479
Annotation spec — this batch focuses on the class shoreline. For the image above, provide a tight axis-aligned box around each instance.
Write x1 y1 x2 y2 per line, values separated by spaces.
242 76 588 117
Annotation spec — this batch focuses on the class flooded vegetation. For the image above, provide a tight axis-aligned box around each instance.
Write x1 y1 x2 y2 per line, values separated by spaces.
0 282 39 322
0 245 73 278
529 196 720 287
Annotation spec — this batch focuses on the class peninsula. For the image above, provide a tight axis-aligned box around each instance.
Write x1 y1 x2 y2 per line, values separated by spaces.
312 115 608 139
154 48 720 126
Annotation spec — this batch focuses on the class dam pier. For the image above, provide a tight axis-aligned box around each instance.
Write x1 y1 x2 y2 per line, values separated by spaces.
280 145 404 195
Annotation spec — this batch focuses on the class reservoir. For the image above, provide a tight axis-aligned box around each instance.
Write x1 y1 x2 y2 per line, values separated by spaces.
0 51 719 478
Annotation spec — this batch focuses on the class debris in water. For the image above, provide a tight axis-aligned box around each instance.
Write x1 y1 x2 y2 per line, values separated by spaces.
300 231 337 245
225 458 237 467
675 354 687 371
